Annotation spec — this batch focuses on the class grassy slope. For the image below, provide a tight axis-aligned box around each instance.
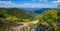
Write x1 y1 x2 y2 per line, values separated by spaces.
0 8 36 24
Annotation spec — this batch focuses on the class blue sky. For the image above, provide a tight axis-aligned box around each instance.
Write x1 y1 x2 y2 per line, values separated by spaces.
0 0 59 8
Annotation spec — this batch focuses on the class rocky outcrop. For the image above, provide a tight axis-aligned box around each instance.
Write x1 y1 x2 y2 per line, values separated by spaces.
0 20 49 31
0 20 37 31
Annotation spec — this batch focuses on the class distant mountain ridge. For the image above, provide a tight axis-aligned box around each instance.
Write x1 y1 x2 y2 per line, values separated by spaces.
0 8 35 19
21 8 58 14
1 8 58 14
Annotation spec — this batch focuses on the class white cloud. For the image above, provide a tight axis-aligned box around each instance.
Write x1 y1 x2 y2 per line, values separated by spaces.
0 1 57 8
39 0 42 1
0 1 16 8
0 1 14 6
1 3 56 8
17 3 57 8
53 1 60 5
39 0 48 2
0 1 17 8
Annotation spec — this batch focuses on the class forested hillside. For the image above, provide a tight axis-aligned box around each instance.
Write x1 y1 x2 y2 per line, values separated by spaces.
0 8 36 23
36 9 60 31
0 8 60 31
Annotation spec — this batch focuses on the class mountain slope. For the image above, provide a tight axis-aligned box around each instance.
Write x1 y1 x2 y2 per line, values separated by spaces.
1 8 35 19
0 8 36 23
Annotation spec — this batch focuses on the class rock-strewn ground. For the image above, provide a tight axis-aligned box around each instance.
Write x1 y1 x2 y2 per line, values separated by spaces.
0 20 39 31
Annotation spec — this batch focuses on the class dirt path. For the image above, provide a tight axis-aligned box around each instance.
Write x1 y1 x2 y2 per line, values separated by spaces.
19 20 39 26
9 20 39 31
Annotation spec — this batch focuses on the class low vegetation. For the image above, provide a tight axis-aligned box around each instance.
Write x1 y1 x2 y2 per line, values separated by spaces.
0 8 60 31
36 9 60 31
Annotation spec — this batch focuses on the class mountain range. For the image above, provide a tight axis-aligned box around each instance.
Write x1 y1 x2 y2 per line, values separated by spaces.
21 8 58 14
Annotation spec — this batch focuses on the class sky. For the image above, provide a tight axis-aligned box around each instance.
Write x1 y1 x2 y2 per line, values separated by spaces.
0 0 60 8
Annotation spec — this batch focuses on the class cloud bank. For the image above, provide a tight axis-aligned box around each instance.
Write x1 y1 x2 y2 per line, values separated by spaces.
53 1 60 4
0 0 58 8
0 1 14 6
17 3 57 8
